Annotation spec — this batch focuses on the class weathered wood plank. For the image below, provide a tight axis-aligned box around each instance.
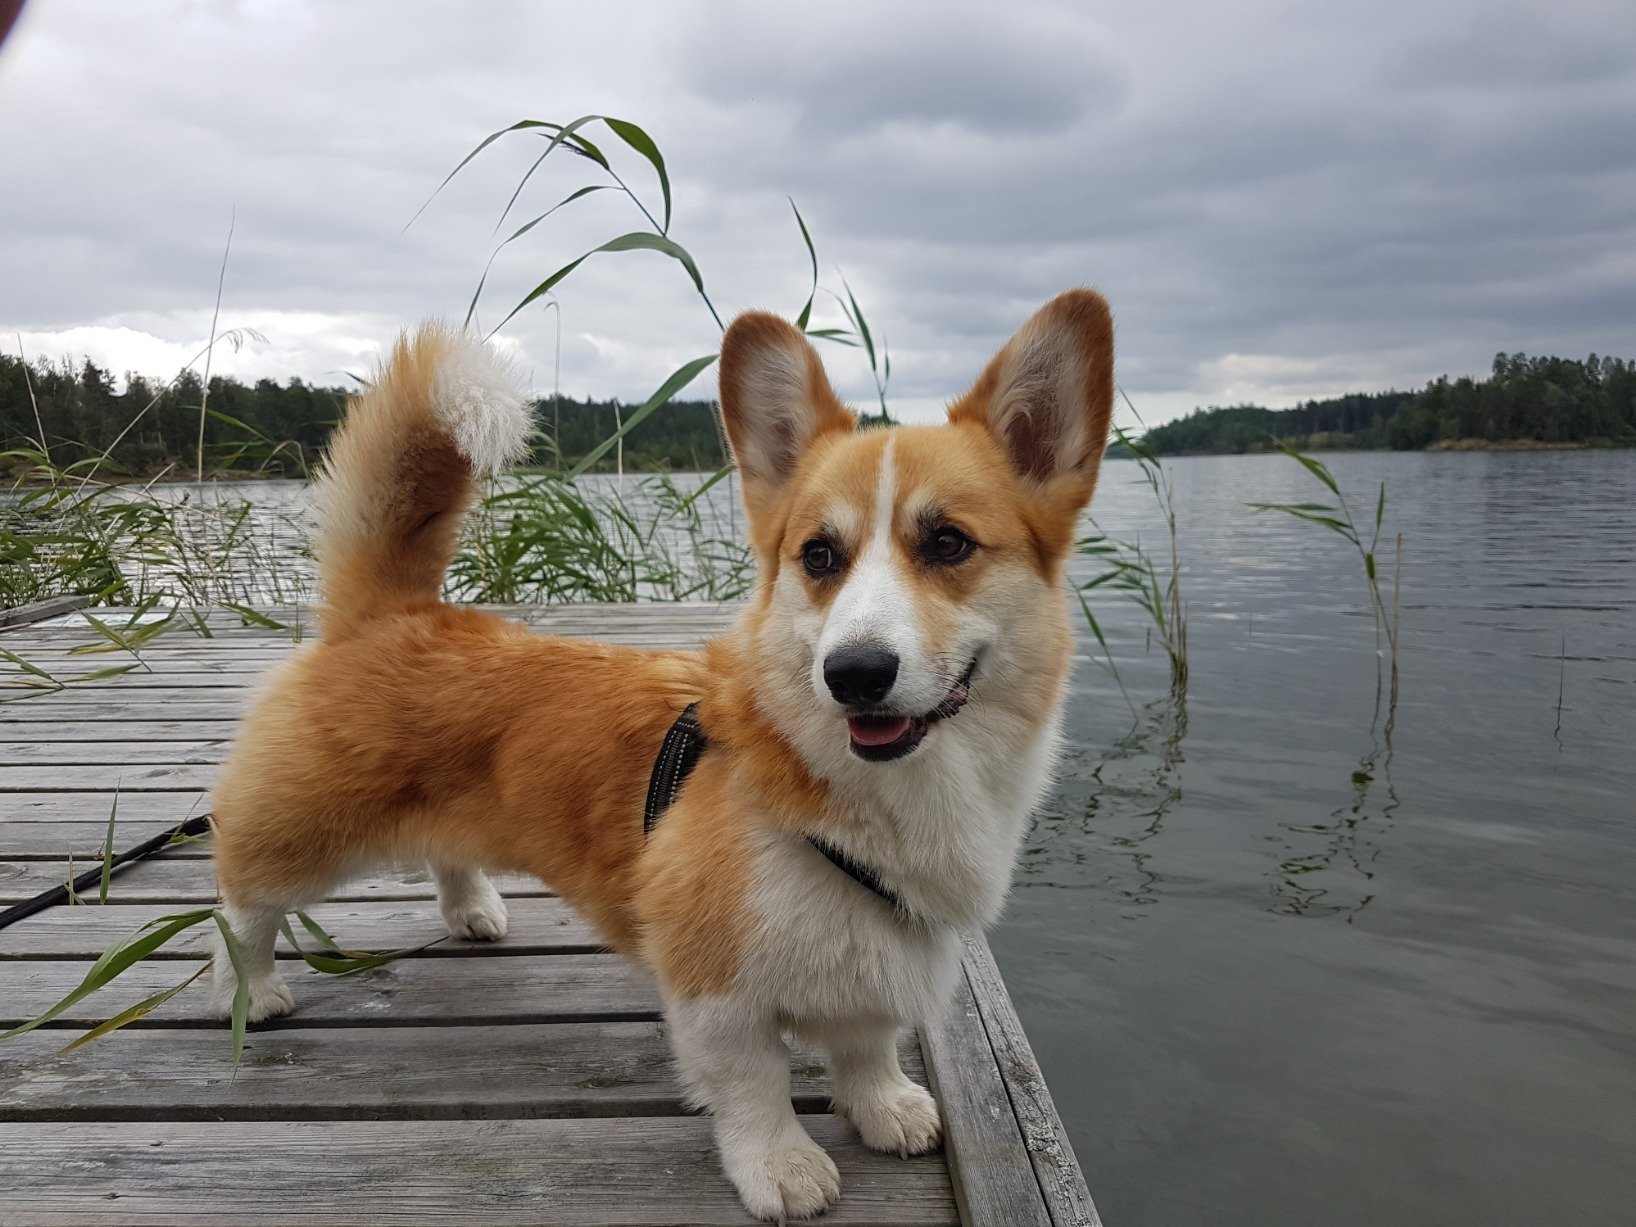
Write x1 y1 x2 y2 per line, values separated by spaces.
961 936 1101 1227
1 633 717 658
0 897 599 960
7 645 279 659
6 601 733 638
0 764 219 790
4 655 284 674
2 953 659 1028
0 740 231 764
0 722 245 742
3 639 715 668
0 1116 957 1226
0 821 212 860
0 792 209 821
3 644 290 657
0 1022 922 1122
1 702 244 720
0 683 251 697
920 958 1053 1227
0 859 550 906
0 594 90 629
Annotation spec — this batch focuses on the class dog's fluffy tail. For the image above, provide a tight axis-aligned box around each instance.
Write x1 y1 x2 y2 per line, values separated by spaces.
312 324 533 639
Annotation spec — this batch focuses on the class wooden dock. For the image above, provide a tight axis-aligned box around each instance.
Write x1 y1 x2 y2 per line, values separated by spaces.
0 602 1098 1227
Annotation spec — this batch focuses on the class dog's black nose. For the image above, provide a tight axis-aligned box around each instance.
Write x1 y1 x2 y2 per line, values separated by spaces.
824 643 900 706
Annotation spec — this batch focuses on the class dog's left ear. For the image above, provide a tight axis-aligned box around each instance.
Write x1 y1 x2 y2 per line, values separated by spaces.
719 311 857 520
949 289 1115 507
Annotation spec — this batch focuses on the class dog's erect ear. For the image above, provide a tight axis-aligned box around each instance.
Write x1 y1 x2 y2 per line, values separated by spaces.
719 312 856 513
949 289 1115 501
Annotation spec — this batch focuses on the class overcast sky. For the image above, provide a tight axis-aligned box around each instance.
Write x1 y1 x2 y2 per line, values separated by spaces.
1 0 1631 425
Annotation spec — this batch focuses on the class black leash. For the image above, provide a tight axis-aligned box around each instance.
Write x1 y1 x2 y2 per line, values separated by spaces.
644 704 912 918
0 812 213 931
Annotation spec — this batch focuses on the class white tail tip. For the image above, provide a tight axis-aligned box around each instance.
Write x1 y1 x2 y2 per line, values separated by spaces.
431 333 535 474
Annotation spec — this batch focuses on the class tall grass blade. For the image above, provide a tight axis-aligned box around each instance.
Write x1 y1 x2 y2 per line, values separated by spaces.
210 910 251 1064
1077 590 1135 713
677 463 735 514
1248 503 1354 535
59 966 208 1052
0 647 62 688
1275 440 1342 497
0 908 217 1040
791 200 819 330
566 354 717 477
98 792 119 904
839 277 876 370
494 119 613 232
603 117 672 233
280 915 442 974
408 117 608 231
492 232 706 335
464 185 613 326
220 602 287 630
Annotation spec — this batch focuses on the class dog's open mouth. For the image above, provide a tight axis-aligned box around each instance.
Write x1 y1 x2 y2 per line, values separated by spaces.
846 661 975 762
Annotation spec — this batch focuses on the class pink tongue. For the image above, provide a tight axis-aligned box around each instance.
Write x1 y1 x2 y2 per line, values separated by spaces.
848 716 911 746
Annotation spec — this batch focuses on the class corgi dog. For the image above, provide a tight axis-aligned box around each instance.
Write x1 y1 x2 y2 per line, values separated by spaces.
207 289 1114 1221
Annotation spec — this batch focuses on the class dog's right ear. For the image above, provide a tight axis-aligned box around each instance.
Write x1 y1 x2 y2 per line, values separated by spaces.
719 312 856 518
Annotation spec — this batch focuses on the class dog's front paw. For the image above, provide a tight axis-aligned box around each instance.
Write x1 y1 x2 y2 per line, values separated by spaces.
207 969 295 1023
847 1081 942 1158
722 1130 841 1221
441 883 508 942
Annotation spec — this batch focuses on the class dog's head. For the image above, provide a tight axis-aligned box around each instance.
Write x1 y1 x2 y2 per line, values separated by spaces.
720 289 1114 772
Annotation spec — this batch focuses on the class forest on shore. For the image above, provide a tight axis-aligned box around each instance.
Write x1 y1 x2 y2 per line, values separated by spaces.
0 352 729 476
1142 352 1636 455
3 349 1633 478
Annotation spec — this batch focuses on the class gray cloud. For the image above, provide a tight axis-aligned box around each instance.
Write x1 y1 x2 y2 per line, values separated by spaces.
680 3 1125 138
0 0 1631 426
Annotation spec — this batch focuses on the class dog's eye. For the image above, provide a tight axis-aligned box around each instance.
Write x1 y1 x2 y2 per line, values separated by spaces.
801 539 840 577
924 526 975 565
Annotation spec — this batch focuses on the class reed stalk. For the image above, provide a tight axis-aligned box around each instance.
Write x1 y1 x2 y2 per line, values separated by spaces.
1251 443 1403 734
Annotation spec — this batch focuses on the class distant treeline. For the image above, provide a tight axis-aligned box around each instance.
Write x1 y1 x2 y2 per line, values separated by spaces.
13 349 1626 476
0 355 346 477
538 397 726 471
0 353 730 477
1142 353 1636 455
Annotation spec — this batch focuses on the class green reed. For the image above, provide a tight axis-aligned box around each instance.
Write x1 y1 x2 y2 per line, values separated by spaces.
450 468 752 605
432 114 896 445
1077 420 1189 707
1251 442 1401 732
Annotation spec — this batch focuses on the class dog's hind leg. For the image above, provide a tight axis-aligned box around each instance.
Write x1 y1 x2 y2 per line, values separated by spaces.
208 799 355 1023
206 899 297 1023
433 863 509 941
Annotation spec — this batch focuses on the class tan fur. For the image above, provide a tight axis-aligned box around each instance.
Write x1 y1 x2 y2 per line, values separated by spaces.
213 609 714 953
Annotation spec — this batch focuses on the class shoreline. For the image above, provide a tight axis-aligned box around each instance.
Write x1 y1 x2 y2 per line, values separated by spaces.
1133 437 1634 459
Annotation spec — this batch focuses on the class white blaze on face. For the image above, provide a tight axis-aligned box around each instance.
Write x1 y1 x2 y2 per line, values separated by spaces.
811 439 945 715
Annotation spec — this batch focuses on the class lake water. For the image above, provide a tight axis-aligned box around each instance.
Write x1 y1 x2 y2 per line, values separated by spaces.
45 451 1634 1224
1006 450 1634 1227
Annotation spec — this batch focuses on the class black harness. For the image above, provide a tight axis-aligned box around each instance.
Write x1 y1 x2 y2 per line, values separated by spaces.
644 703 911 918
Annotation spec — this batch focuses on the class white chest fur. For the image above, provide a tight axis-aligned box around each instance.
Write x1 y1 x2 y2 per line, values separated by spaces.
736 707 1062 1027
